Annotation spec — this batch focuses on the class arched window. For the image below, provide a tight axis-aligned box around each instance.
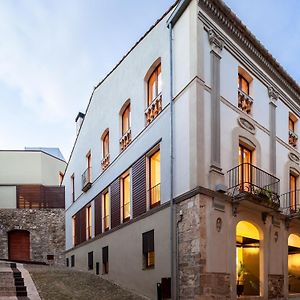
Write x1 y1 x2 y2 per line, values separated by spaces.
236 221 260 297
145 63 162 125
122 104 131 135
101 130 109 170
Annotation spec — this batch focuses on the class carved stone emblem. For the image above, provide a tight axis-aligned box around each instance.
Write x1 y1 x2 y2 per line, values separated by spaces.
216 217 222 232
268 87 279 103
289 151 300 164
208 29 224 53
238 117 256 135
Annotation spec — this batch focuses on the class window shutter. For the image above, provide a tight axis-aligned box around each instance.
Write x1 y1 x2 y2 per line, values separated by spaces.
110 179 120 228
94 193 102 236
102 246 108 263
143 230 154 253
80 207 86 243
75 211 81 246
132 156 147 218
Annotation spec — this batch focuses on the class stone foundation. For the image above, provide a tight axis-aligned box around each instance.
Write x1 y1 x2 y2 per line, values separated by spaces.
0 209 65 265
268 274 284 299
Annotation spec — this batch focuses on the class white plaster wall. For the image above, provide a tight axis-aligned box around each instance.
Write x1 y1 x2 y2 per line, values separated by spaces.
0 151 66 185
0 186 16 208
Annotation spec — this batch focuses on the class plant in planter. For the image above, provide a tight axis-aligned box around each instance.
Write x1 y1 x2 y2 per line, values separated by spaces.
237 261 246 297
255 187 274 205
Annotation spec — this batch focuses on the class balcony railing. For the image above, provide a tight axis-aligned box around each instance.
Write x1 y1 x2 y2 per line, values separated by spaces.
101 153 110 170
238 89 253 114
149 183 161 208
145 93 162 125
281 190 300 216
82 167 92 192
227 163 280 208
120 128 132 151
289 130 298 147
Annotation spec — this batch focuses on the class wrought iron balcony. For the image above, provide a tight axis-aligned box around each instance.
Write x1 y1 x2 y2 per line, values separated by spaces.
281 190 300 217
82 167 92 192
238 89 253 114
227 163 280 209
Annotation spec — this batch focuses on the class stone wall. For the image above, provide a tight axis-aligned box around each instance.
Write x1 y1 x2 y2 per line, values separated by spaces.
0 209 65 265
268 274 284 299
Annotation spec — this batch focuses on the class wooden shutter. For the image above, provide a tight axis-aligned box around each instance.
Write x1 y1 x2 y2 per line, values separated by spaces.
110 179 120 228
75 211 81 246
132 156 147 218
142 230 154 254
94 193 102 236
80 208 86 243
102 246 108 263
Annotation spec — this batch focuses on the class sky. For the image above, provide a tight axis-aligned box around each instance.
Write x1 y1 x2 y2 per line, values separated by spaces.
0 0 299 161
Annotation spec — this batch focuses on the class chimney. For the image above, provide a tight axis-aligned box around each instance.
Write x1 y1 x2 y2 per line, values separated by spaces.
75 112 85 135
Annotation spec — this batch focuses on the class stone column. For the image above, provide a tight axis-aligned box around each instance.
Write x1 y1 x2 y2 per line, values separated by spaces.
268 87 278 176
208 29 224 188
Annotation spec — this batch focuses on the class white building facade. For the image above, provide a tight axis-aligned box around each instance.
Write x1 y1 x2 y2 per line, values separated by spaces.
64 0 300 299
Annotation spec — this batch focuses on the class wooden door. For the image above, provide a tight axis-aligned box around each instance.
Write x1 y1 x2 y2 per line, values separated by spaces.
8 230 30 261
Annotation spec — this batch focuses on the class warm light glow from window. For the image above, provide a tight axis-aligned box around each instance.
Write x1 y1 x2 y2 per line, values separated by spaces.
289 117 295 132
103 132 109 158
236 221 260 240
290 174 297 210
149 150 160 208
148 64 162 105
86 206 92 239
103 191 110 231
238 74 249 95
122 105 131 135
239 145 252 192
122 174 131 221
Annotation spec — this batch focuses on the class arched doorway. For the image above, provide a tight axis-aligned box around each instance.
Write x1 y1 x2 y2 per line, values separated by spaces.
8 230 30 261
236 221 260 297
288 234 300 294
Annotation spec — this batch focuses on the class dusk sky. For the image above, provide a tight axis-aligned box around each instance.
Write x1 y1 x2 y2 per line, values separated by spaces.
0 0 299 161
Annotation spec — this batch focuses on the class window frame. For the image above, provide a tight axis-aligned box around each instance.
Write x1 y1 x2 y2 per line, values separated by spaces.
103 189 110 232
147 64 162 106
238 73 250 95
142 230 155 269
86 205 92 240
102 246 109 274
148 149 161 209
121 104 131 136
121 172 131 222
71 174 75 203
102 131 109 158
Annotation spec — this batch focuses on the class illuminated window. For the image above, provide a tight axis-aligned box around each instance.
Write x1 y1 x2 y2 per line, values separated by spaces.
290 173 298 212
289 114 298 147
103 191 110 231
86 206 92 240
148 64 162 106
149 150 160 208
103 131 109 158
102 246 109 274
288 234 300 294
122 104 131 135
290 117 295 132
238 74 249 95
71 174 75 202
238 144 252 192
122 173 131 222
236 221 260 297
143 230 155 269
72 215 76 246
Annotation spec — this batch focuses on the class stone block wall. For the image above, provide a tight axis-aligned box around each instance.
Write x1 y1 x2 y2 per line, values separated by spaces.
268 274 284 299
0 209 65 265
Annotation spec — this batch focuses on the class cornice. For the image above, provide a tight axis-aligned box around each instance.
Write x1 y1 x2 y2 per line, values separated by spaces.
198 0 300 107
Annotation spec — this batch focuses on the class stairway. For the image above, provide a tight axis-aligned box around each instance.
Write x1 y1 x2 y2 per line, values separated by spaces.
0 262 27 297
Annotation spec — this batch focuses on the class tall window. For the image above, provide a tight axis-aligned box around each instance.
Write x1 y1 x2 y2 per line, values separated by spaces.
122 173 131 222
239 144 252 192
72 215 76 246
87 151 91 182
103 191 110 231
290 117 295 132
289 114 298 147
149 150 161 208
103 131 109 158
143 230 155 269
122 104 131 135
102 246 109 274
148 64 162 106
88 251 93 270
290 173 297 211
71 174 75 202
86 206 92 240
238 74 249 95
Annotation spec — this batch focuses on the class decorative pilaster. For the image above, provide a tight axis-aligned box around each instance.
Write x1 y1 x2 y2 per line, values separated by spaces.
208 29 224 186
268 87 278 176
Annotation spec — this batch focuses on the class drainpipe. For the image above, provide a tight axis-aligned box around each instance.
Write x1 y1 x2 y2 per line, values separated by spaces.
168 21 177 300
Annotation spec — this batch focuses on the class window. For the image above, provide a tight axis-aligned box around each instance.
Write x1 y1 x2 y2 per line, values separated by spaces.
101 130 110 170
102 246 109 274
238 74 249 95
87 151 92 182
238 144 252 192
289 113 298 147
71 255 75 267
290 173 297 211
103 191 110 231
122 173 131 222
71 174 75 202
86 206 92 240
143 230 155 269
72 215 76 246
149 150 161 208
66 258 69 267
148 64 162 106
88 251 93 270
122 104 131 135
